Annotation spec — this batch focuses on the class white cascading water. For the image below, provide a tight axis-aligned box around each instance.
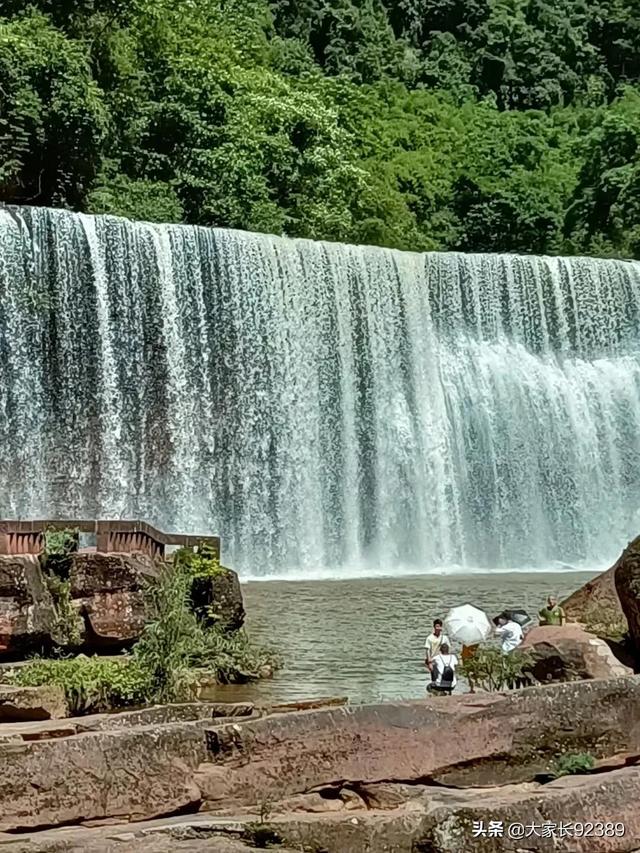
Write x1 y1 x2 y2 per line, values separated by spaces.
1 205 640 576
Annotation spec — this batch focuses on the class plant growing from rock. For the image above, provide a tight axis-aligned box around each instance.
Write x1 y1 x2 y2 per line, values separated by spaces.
460 646 534 692
41 527 82 648
551 751 596 777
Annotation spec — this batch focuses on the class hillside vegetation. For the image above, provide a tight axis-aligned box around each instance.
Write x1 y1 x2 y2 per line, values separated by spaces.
1 0 639 256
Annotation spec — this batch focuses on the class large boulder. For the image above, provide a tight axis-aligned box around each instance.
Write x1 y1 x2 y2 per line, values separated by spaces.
69 552 159 650
0 719 209 831
190 567 244 632
0 556 56 658
521 624 633 683
562 563 624 632
615 535 640 655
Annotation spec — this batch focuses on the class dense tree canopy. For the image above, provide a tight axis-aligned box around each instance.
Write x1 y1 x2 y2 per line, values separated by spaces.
1 0 639 257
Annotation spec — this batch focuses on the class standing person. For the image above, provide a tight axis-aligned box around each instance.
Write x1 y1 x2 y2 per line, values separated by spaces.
538 595 566 626
428 643 458 695
425 619 450 673
495 614 523 654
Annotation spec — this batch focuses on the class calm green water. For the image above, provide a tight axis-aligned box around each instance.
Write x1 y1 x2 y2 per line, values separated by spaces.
216 570 596 705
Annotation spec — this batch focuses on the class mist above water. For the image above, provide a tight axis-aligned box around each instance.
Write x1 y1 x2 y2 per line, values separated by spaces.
1 206 639 576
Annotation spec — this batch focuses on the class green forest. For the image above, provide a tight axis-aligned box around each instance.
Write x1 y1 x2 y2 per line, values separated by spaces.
1 0 640 257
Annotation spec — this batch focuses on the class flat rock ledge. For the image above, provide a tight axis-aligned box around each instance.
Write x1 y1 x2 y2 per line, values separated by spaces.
1 680 640 851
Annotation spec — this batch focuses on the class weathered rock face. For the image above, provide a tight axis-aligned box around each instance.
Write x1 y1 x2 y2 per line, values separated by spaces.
0 685 68 722
615 536 640 655
190 568 244 633
0 719 208 831
562 562 626 634
196 678 640 809
70 552 158 650
0 556 56 658
521 624 633 682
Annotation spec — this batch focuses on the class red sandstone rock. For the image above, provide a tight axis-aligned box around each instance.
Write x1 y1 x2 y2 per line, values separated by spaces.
562 563 622 627
0 685 68 722
190 567 244 632
521 623 633 682
69 552 158 649
0 555 56 657
615 536 640 655
196 678 640 809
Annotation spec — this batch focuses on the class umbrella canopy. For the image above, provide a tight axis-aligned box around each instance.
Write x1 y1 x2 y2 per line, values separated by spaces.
444 604 493 646
494 609 532 627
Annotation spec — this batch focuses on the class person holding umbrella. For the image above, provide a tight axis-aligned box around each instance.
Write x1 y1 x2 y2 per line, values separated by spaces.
443 605 494 693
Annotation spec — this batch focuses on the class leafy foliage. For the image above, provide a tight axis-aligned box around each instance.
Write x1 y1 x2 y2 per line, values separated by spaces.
1 0 640 256
460 646 533 691
40 527 82 646
134 553 281 695
173 544 226 579
5 655 151 715
551 751 596 777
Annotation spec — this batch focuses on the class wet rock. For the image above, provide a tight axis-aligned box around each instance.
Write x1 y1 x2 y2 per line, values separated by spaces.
190 568 244 632
521 624 633 682
269 766 640 853
615 536 640 655
0 555 56 658
69 552 159 650
0 684 68 721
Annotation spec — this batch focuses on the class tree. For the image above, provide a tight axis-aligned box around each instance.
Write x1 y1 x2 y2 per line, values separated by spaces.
564 88 640 257
0 13 107 208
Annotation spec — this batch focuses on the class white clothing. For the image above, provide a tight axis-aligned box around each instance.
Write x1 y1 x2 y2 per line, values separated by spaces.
425 632 450 659
432 653 458 688
496 620 523 653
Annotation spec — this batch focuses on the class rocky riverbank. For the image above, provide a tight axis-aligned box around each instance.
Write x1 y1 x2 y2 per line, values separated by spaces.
0 678 639 851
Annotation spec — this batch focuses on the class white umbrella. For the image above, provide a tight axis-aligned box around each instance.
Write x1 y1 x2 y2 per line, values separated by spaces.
444 604 493 645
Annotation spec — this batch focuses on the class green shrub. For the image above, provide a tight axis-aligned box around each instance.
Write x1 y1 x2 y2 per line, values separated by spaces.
40 527 82 647
45 575 82 648
4 656 151 715
133 559 200 703
42 526 79 581
173 544 225 579
134 554 282 700
460 646 533 692
552 752 596 777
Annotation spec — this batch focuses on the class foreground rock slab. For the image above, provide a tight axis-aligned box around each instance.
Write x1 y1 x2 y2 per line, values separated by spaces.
2 679 640 837
197 677 640 809
6 768 640 852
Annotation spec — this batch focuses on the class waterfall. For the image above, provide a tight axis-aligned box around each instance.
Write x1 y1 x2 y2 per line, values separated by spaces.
1 205 640 576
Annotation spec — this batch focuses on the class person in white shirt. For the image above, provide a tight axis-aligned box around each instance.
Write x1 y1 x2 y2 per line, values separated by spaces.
495 615 524 653
428 644 458 694
424 619 450 673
